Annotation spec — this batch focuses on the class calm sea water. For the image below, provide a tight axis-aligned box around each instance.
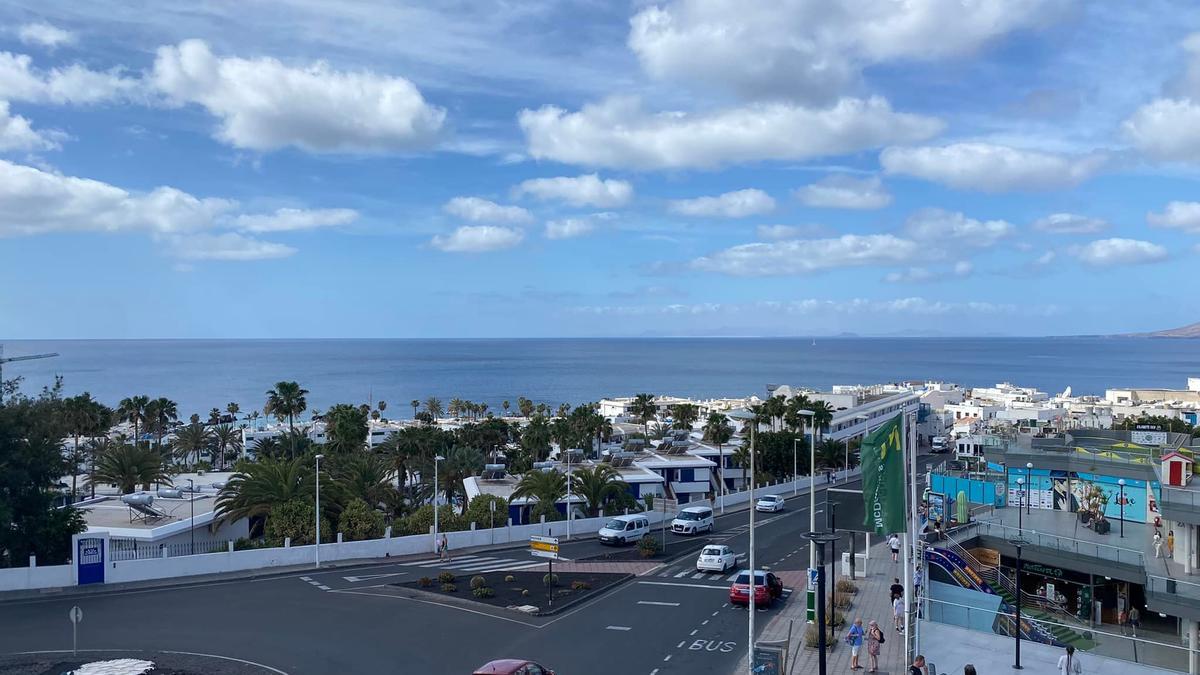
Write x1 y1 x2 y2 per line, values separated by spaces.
4 338 1199 418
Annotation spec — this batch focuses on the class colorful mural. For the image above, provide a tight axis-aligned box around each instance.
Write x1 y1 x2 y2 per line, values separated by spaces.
1005 469 1160 523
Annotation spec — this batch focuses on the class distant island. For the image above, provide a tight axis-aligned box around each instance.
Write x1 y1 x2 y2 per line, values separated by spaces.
1123 321 1200 338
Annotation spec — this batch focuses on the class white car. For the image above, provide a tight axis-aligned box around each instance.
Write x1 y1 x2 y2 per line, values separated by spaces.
755 495 785 513
671 506 714 535
696 545 738 573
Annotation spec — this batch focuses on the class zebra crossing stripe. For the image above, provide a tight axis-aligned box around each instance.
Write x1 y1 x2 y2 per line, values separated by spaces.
473 561 544 572
400 555 485 566
674 569 693 578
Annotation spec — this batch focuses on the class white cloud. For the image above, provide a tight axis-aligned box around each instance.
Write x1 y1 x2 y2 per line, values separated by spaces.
0 100 63 151
691 234 920 276
794 175 891 209
1123 34 1200 162
519 95 942 170
18 23 76 50
431 225 524 252
668 188 775 218
1032 213 1109 234
545 218 594 240
627 0 1071 104
1073 238 1169 267
884 261 972 284
515 173 632 208
903 208 1014 248
152 39 445 153
880 143 1107 191
0 51 139 104
572 296 1043 318
1148 201 1200 233
233 207 358 233
755 224 826 241
166 232 295 261
443 196 532 224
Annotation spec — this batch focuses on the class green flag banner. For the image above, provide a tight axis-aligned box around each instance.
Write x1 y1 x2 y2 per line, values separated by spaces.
861 414 906 534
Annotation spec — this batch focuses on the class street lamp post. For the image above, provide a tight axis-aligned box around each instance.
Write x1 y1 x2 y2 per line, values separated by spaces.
1017 478 1025 535
314 454 324 568
795 409 816 570
1025 462 1033 515
804 531 842 675
726 408 758 675
1117 479 1126 538
432 454 445 554
1011 536 1030 670
792 438 800 497
186 478 195 555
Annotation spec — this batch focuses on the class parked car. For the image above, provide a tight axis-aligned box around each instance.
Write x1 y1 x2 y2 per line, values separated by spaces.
696 545 738 573
473 659 555 675
755 495 785 512
671 505 714 535
598 514 650 545
728 569 784 607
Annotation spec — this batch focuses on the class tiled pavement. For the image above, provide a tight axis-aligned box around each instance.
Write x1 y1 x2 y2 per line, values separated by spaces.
736 540 914 675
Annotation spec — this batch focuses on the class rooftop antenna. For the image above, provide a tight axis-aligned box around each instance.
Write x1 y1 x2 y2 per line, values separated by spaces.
0 345 59 403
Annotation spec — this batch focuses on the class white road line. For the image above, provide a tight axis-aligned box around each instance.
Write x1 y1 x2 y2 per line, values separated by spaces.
712 611 720 616
677 640 685 648
690 629 698 636
638 581 728 590
726 572 740 581
471 561 536 571
299 576 311 582
316 585 331 590
401 555 486 566
637 600 681 606
674 569 693 578
663 655 672 662
606 626 633 631
650 670 659 675
442 559 514 571
691 573 706 579
701 619 709 625
483 562 547 572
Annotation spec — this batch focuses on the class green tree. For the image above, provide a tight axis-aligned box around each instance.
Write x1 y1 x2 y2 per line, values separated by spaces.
464 494 509 529
62 393 112 500
808 400 835 438
325 403 369 454
338 498 385 541
402 503 465 535
91 443 169 494
117 395 150 445
215 456 314 531
171 421 213 467
226 402 240 424
670 403 700 430
630 393 657 438
0 390 88 566
783 394 811 431
211 423 241 470
410 399 420 419
264 381 309 458
571 464 630 516
440 445 484 514
333 453 395 506
517 397 535 418
703 412 734 494
815 438 843 470
145 397 179 450
424 397 444 420
521 414 553 462
264 498 330 545
510 468 567 514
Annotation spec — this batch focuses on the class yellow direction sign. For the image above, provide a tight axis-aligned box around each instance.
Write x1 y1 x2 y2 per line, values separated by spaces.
531 541 559 553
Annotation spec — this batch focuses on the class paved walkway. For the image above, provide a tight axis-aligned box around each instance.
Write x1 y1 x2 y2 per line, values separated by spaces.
736 538 912 675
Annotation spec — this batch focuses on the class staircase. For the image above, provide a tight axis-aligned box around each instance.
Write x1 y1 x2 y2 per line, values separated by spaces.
941 539 1095 650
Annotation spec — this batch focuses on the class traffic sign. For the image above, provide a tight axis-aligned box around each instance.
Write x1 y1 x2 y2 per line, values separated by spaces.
68 606 82 624
531 550 560 560
530 535 558 545
68 605 82 656
531 540 559 553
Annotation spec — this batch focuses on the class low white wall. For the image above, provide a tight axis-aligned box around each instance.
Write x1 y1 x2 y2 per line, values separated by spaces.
3 469 861 592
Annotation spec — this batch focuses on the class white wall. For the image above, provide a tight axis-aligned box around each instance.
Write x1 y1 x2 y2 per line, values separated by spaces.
0 564 73 592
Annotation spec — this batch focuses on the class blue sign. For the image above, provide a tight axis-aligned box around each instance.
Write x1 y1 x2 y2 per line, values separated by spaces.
77 537 104 585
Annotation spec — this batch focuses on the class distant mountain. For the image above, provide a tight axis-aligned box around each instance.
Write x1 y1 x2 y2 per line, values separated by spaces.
1123 321 1200 338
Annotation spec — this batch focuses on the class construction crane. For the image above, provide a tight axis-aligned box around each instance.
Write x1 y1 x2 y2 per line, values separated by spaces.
0 345 59 403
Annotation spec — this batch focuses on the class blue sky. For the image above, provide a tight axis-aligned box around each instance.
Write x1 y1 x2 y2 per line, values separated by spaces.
2 1 1200 338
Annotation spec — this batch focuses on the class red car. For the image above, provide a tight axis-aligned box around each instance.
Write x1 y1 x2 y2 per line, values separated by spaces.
729 569 784 607
473 659 555 675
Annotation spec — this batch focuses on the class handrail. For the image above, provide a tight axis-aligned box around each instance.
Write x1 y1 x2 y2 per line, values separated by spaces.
971 519 1146 566
940 537 1081 626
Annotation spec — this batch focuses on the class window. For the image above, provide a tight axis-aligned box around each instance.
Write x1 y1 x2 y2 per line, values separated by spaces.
523 666 544 675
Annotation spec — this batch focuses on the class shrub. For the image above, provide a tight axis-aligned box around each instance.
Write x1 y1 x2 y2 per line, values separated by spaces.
529 500 564 523
233 537 270 551
521 589 530 597
402 504 465 536
464 494 509 530
543 573 559 587
470 575 487 590
472 586 495 598
263 499 331 546
836 578 858 594
337 498 385 541
834 593 853 609
441 583 457 592
418 576 432 588
438 571 455 584
638 534 661 558
504 575 516 583
571 580 592 591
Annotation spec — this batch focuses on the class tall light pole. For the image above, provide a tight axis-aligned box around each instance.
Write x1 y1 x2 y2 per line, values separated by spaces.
796 409 816 570
1016 477 1025 535
804 531 842 675
1117 479 1126 538
792 438 801 497
726 407 758 674
314 454 324 568
1025 462 1033 515
186 478 195 555
1011 536 1030 669
848 414 869 475
432 454 445 554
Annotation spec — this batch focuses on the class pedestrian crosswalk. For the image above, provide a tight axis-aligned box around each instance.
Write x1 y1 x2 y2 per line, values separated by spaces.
396 554 547 573
654 558 747 582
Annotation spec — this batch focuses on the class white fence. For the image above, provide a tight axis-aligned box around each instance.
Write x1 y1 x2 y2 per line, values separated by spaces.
0 469 857 592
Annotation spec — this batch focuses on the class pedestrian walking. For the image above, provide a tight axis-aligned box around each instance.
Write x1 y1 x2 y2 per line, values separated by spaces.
913 565 923 598
1118 608 1128 635
1168 530 1176 557
893 594 904 632
888 534 900 563
1153 531 1163 558
963 665 976 675
1057 645 1082 674
1129 606 1140 637
890 578 904 602
439 534 451 561
866 620 884 673
845 618 865 670
909 654 926 675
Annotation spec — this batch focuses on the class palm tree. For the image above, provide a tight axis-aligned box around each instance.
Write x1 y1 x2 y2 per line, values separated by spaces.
265 381 309 458
439 445 483 514
424 397 444 420
808 400 835 438
207 407 221 425
117 395 150 445
517 397 534 418
377 400 387 418
248 410 260 429
703 412 734 498
521 414 553 462
763 395 787 432
630 393 657 439
378 430 420 488
502 400 510 416
783 394 811 431
90 443 169 494
333 453 396 506
571 464 630 517
732 443 752 490
215 456 315 529
172 421 213 467
670 403 700 430
212 423 241 470
63 393 112 500
410 399 420 420
226 402 241 425
145 397 178 449
251 437 282 458
509 468 567 512
815 438 843 470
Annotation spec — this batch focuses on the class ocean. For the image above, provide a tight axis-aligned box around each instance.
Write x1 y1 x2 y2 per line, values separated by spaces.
3 338 1199 419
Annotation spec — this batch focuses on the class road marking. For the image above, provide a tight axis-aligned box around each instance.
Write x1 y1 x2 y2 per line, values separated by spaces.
712 611 719 616
674 569 693 578
606 625 632 631
726 572 740 581
650 670 659 675
638 581 729 590
691 573 706 579
343 573 407 583
299 576 311 582
702 619 709 625
690 629 698 636
677 640 686 648
317 585 331 590
663 655 672 662
477 561 546 572
400 555 486 566
638 600 681 606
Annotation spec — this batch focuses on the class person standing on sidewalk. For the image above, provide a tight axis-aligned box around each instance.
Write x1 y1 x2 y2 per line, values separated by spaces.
845 618 865 670
865 620 884 673
909 654 926 675
888 534 900 563
1128 606 1140 637
893 594 904 632
890 578 904 602
1168 530 1175 557
1153 531 1164 558
1118 608 1129 636
1058 645 1082 674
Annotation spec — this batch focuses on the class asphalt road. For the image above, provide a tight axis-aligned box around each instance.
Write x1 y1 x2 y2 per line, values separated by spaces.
0 483 866 674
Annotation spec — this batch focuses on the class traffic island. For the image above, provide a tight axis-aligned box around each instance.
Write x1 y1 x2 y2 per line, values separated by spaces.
0 651 287 674
393 569 631 616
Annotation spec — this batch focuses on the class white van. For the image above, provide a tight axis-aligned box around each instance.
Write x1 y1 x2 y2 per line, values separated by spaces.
671 506 714 535
598 514 650 545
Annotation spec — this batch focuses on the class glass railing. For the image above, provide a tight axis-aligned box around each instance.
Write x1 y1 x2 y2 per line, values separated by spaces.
1146 574 1200 602
923 597 1194 673
1160 485 1200 509
970 521 1146 566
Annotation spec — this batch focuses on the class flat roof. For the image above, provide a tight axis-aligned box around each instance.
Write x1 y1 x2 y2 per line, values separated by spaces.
78 494 219 539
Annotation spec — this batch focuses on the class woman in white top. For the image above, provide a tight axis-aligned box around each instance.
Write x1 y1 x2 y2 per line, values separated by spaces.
893 595 904 632
1058 645 1082 674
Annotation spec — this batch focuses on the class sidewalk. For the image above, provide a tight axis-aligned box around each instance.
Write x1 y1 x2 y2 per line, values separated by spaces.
737 538 913 675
